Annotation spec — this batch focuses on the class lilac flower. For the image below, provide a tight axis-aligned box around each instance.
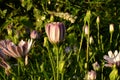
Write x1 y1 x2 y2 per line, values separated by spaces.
103 50 120 67
45 22 66 44
0 39 33 65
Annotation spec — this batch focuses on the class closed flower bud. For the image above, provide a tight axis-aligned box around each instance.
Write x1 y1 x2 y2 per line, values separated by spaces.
109 24 114 33
87 70 96 80
45 22 66 44
90 36 94 44
96 16 100 24
92 62 100 71
84 25 89 35
30 30 38 39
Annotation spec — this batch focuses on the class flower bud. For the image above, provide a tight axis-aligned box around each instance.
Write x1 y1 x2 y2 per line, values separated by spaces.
87 70 96 80
45 22 66 44
109 24 114 33
84 25 89 35
90 36 94 44
30 30 38 39
92 62 100 71
96 16 100 24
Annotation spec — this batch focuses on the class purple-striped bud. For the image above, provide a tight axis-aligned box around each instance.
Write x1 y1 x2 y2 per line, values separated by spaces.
30 30 38 39
45 22 66 44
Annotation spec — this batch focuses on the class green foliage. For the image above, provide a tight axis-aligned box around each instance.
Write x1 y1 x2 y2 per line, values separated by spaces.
109 67 118 80
0 0 120 80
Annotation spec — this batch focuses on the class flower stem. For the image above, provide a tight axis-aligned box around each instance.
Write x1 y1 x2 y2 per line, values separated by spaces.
78 32 84 62
48 49 56 80
61 73 64 80
86 22 90 70
97 22 100 49
55 44 59 80
110 33 113 44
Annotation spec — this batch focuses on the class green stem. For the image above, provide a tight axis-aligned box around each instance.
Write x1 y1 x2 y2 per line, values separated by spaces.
78 32 84 62
97 23 100 48
17 58 22 77
57 52 59 80
55 45 59 80
17 58 24 79
18 61 20 77
101 65 104 80
48 49 56 80
86 22 90 70
61 73 64 80
110 33 113 44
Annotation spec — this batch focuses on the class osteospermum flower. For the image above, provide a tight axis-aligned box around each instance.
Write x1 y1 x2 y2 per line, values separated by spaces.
45 22 66 44
103 50 120 67
0 39 33 65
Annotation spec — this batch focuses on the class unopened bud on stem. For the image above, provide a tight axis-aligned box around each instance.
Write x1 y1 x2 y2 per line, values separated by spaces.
96 16 100 24
109 24 114 33
45 22 66 44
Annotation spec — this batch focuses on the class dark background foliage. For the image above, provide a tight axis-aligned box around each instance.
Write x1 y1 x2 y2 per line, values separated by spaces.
0 0 120 79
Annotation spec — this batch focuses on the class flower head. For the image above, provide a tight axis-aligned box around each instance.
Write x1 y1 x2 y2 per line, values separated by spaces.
45 22 66 44
0 39 33 65
103 50 120 67
0 39 32 58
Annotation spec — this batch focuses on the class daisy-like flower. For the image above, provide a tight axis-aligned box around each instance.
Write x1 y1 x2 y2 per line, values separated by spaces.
0 39 33 65
103 50 120 67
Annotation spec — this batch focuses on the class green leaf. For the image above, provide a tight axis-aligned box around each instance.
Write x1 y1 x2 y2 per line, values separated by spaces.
109 68 118 80
66 33 77 45
59 61 65 73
